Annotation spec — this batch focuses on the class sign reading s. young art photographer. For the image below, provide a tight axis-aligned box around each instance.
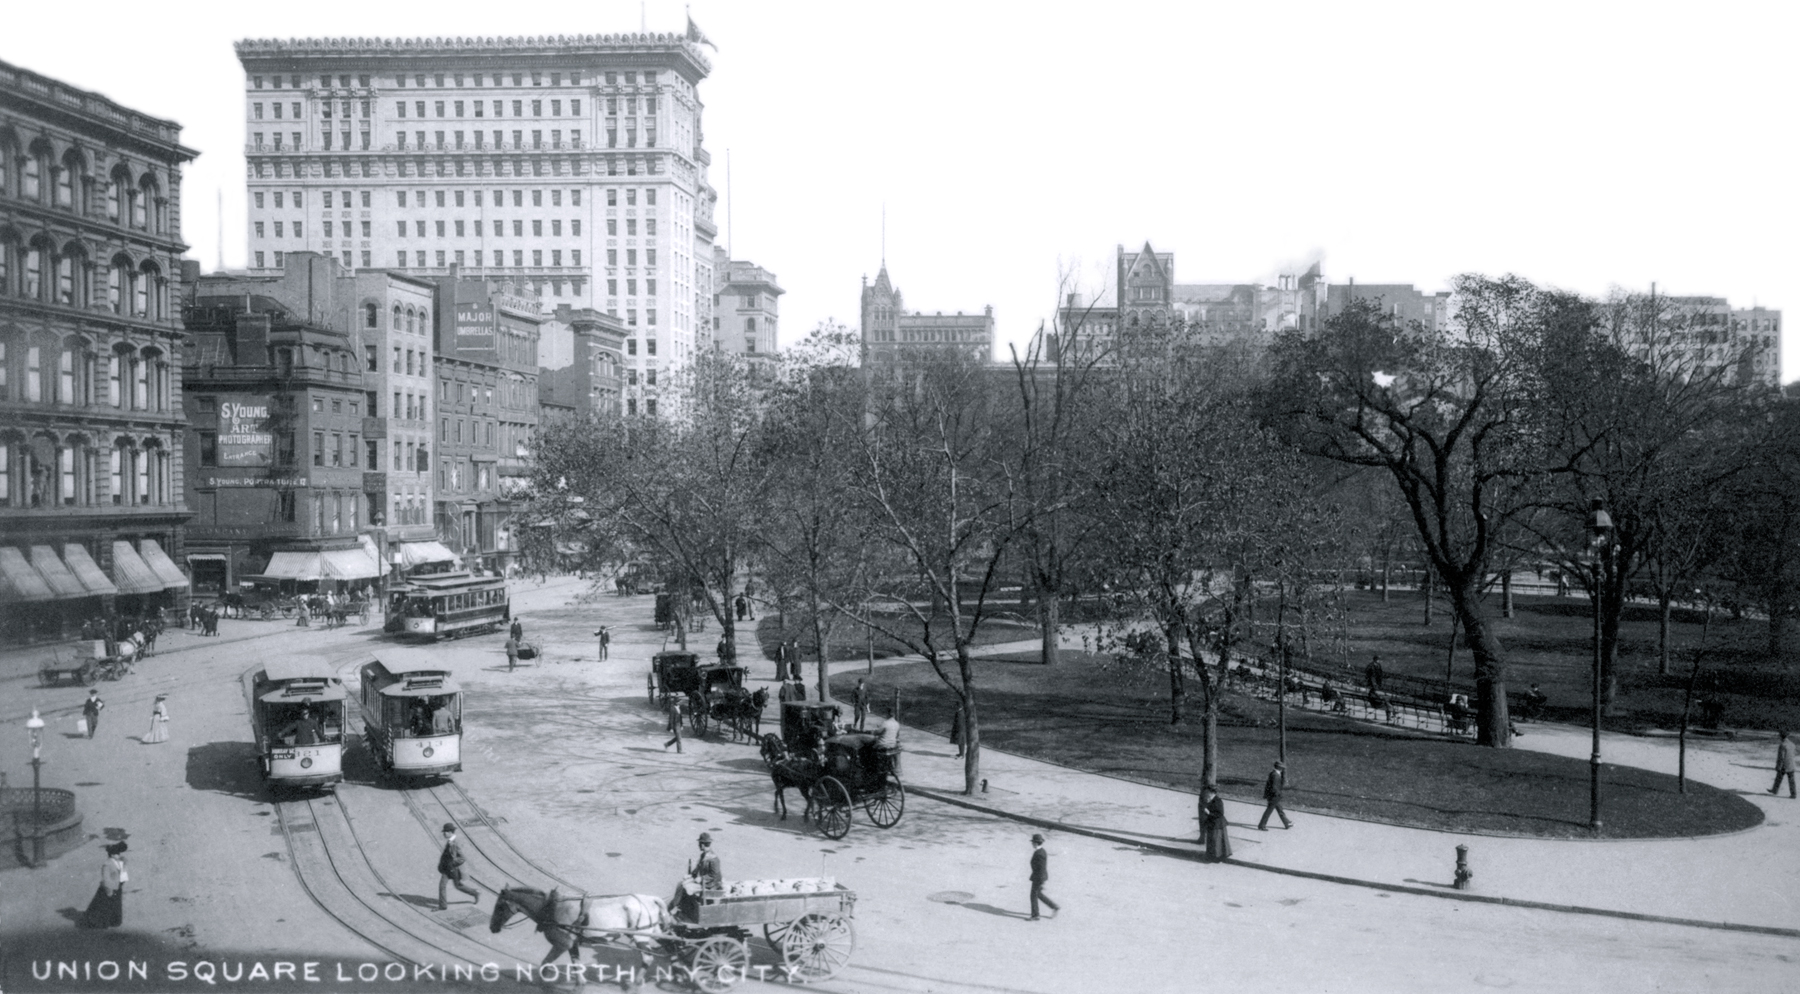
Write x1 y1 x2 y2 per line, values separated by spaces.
217 396 274 467
455 303 496 355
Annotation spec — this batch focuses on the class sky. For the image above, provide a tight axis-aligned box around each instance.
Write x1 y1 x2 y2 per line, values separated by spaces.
8 0 1798 382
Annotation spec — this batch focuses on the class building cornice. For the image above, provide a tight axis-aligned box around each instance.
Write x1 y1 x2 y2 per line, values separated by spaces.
0 59 197 163
235 33 711 76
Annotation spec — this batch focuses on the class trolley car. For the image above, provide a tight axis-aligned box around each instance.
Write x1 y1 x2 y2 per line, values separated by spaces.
390 571 510 640
357 660 462 777
245 661 347 789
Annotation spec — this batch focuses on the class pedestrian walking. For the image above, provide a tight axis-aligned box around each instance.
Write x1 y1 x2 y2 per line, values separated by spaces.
717 635 730 661
81 689 104 739
877 708 901 775
734 594 747 621
1200 786 1232 861
1027 834 1059 920
1772 730 1797 799
595 625 611 660
774 640 787 682
81 842 128 928
436 823 481 910
1258 761 1292 830
788 642 804 683
1364 654 1384 693
142 695 169 745
950 700 966 758
510 617 524 643
505 636 520 672
664 694 685 753
852 679 870 730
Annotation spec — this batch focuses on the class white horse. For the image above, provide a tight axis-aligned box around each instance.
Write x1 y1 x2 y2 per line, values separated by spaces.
491 887 669 988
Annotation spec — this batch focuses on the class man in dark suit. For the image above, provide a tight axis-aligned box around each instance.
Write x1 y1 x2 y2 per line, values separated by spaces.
82 690 105 739
437 823 480 910
509 617 524 642
1027 833 1058 920
1258 760 1292 830
672 833 721 921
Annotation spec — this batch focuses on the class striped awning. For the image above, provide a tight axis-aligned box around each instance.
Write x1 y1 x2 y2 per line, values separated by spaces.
322 548 380 580
138 539 189 590
110 541 165 595
63 544 119 597
0 546 54 603
28 545 87 598
260 551 326 580
398 541 459 567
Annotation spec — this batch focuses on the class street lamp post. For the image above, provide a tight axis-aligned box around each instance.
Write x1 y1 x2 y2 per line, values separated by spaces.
25 709 45 867
1586 499 1613 835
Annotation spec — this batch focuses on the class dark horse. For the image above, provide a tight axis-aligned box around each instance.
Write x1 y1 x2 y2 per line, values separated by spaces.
717 687 770 742
759 734 822 822
489 885 668 988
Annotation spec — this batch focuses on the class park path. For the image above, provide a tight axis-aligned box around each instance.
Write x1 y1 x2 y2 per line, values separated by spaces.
813 630 1800 935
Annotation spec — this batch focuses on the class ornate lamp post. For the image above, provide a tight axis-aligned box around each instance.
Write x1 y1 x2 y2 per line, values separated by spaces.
1586 498 1613 834
25 709 45 867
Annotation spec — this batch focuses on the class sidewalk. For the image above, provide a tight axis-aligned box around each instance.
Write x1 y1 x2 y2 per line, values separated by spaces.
819 638 1800 937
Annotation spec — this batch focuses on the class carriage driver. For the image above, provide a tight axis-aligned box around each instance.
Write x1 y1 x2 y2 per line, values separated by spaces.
671 833 722 922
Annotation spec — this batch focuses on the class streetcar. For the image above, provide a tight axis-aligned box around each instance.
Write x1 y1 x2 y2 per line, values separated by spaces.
388 571 510 640
357 660 463 777
245 661 347 789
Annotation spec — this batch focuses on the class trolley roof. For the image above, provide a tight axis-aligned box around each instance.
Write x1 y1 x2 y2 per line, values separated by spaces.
401 571 506 592
253 661 346 703
360 659 460 697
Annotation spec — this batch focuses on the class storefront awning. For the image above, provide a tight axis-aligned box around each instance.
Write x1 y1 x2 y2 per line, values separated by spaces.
358 535 388 577
138 539 189 590
63 544 119 597
0 546 54 603
322 548 380 580
398 541 459 567
111 541 166 595
260 551 326 581
29 545 88 599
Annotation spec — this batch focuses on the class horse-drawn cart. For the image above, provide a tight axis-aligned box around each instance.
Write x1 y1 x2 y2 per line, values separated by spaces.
761 719 905 840
37 642 131 687
675 881 856 990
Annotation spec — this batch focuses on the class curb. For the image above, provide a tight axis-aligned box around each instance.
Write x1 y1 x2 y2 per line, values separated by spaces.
907 785 1800 940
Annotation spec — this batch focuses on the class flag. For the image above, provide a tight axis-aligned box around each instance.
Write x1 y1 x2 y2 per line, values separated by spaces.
687 14 717 50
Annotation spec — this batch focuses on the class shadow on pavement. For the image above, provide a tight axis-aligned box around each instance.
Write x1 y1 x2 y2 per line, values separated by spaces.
959 901 1030 919
183 741 266 800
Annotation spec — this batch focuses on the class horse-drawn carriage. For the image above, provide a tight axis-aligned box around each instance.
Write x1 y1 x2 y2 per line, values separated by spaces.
762 705 905 840
37 640 130 686
650 653 763 740
490 881 855 993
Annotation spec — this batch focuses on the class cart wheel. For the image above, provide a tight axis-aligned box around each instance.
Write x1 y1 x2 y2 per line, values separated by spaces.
693 708 710 738
81 664 99 686
813 777 853 840
688 935 749 993
281 604 296 619
863 773 905 828
782 914 855 983
762 921 792 952
648 675 658 703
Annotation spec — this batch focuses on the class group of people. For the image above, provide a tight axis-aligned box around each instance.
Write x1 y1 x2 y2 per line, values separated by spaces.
77 688 169 744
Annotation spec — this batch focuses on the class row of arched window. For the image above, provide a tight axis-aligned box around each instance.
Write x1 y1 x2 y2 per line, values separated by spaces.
0 231 170 318
0 332 171 412
362 301 432 333
0 129 168 234
0 431 173 509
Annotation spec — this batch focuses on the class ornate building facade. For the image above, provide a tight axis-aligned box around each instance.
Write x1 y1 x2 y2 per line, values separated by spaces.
233 33 719 409
713 245 782 376
859 264 993 364
0 59 197 640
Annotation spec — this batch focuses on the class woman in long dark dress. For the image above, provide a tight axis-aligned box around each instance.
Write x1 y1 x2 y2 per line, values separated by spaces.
81 842 127 928
1200 787 1232 862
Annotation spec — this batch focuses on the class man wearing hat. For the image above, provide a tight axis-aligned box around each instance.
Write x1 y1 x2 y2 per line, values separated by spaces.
437 823 480 911
1258 760 1292 831
1027 833 1058 921
82 689 105 739
671 833 722 921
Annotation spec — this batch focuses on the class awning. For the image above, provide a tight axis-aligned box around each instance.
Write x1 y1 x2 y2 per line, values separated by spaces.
398 541 459 567
322 548 380 580
0 546 54 603
186 554 228 562
63 544 119 597
28 545 87 599
111 541 165 595
138 539 189 590
261 551 326 581
359 535 388 577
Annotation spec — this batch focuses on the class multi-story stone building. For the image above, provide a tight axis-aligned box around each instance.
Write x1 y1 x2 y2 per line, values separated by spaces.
431 277 541 570
0 59 197 640
182 254 385 596
540 303 626 418
859 264 992 364
232 33 719 409
713 246 783 372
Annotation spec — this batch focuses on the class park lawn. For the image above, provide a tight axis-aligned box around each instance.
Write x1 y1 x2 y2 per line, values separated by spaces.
1319 589 1800 733
750 612 1038 665
836 652 1763 840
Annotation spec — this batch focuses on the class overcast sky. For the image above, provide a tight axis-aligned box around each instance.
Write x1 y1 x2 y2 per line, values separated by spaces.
9 1 1796 382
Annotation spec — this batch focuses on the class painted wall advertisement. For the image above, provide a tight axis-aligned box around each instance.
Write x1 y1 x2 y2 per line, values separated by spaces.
455 302 496 354
218 395 274 466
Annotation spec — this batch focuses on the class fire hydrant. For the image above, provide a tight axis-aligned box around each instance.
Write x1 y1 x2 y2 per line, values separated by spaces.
1453 845 1473 890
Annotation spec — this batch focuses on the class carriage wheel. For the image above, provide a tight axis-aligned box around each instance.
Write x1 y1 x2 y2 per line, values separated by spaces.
693 707 709 738
762 921 792 952
80 663 99 686
813 777 853 840
281 603 296 619
863 773 905 829
688 935 749 993
782 914 855 983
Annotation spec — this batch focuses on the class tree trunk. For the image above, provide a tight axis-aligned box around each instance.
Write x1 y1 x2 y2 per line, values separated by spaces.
1600 568 1624 715
1381 553 1391 603
810 589 832 703
1657 592 1673 678
1502 570 1514 619
1163 620 1187 724
1188 627 1220 791
1423 570 1435 626
1038 589 1060 667
956 642 980 795
1451 576 1511 746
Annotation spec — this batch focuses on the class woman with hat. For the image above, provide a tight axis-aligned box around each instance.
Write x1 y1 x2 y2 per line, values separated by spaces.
81 842 128 928
142 694 170 744
1200 785 1232 862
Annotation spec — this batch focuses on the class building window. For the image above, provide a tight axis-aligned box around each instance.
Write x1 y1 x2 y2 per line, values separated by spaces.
313 431 324 466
